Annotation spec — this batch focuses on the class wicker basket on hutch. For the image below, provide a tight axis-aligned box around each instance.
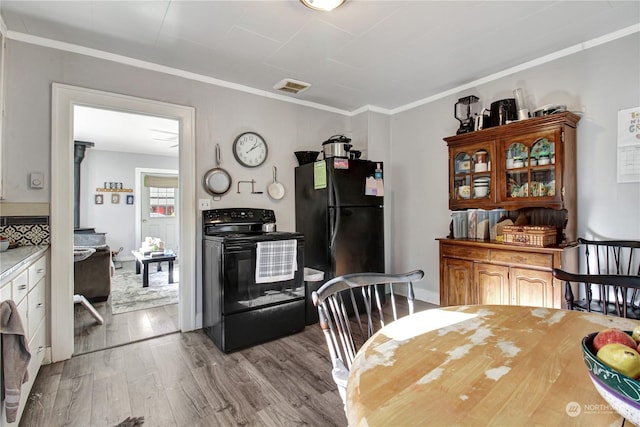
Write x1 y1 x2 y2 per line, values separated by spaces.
503 225 557 247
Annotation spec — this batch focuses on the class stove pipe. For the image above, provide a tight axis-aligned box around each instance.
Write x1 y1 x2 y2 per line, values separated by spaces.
74 141 95 229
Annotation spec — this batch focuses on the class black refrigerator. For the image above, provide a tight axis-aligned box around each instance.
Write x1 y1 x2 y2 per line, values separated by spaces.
295 158 385 321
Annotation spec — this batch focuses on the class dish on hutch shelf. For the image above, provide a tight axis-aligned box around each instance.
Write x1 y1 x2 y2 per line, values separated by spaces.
510 183 529 198
530 181 548 197
474 186 489 198
456 159 470 173
474 163 488 172
547 181 556 196
530 137 553 155
458 185 471 199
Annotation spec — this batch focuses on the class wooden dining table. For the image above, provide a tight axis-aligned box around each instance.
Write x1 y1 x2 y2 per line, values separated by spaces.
346 305 640 426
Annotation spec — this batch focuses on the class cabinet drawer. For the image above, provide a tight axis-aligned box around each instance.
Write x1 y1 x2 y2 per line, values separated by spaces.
1 282 12 302
490 249 553 269
29 319 46 368
16 296 29 341
28 256 47 290
11 270 29 304
7 320 47 427
28 281 46 339
441 244 489 261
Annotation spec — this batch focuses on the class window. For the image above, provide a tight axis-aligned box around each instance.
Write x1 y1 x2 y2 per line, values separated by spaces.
149 187 175 217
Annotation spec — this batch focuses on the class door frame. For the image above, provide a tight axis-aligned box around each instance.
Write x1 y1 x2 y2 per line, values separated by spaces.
51 83 196 362
135 167 179 254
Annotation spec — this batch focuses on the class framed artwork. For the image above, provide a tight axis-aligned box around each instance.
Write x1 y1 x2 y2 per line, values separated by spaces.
126 195 134 205
95 194 103 205
111 194 120 204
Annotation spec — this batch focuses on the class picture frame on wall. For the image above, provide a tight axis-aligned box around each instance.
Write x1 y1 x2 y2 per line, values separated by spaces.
111 194 120 204
95 194 103 205
126 195 134 205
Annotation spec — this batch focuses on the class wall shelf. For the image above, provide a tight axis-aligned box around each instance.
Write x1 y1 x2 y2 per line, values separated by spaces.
96 188 133 193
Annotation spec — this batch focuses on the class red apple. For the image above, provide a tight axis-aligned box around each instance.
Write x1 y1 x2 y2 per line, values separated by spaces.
594 328 637 352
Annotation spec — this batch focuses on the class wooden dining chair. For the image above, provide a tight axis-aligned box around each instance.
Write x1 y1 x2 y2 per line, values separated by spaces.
578 238 640 276
558 239 640 317
553 268 640 318
312 269 424 405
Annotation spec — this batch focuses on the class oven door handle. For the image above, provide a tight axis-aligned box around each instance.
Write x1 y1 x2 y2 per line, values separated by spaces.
224 244 255 251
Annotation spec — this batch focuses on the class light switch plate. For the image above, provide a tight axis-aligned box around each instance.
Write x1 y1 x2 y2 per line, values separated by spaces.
30 172 44 189
198 198 211 210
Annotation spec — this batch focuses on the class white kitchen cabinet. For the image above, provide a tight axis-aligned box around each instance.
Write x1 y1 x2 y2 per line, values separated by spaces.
0 248 48 427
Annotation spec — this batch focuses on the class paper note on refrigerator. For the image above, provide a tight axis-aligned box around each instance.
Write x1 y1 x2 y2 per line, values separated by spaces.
365 177 377 195
314 160 327 189
376 178 384 197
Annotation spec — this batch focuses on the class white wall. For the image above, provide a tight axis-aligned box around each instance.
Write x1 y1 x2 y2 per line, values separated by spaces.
3 33 639 306
390 33 640 303
1 40 353 340
80 149 179 257
2 40 351 236
350 111 393 269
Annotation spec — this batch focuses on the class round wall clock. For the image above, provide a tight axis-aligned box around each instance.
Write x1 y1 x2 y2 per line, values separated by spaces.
232 132 268 168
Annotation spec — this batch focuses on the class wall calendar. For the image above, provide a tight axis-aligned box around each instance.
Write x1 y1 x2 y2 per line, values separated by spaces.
617 106 640 183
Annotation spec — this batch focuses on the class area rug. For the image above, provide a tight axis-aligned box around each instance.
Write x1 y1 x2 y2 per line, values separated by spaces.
110 261 179 315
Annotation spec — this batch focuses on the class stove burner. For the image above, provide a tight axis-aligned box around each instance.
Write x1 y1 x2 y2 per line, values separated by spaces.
203 208 278 237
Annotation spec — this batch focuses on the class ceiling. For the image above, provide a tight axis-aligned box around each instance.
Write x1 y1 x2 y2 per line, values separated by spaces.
74 106 179 157
2 1 638 154
2 1 639 113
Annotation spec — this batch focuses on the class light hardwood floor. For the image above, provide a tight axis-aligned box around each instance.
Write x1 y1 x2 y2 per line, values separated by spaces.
74 261 179 355
22 326 346 426
26 299 437 426
74 301 179 355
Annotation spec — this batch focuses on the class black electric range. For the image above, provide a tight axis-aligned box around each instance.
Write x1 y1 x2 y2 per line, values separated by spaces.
202 208 305 352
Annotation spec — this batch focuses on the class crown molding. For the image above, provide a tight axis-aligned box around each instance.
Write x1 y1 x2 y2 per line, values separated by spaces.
390 23 640 115
6 31 352 116
7 23 639 117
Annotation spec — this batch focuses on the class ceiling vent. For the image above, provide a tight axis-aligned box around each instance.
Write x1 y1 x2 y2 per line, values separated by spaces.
274 78 311 94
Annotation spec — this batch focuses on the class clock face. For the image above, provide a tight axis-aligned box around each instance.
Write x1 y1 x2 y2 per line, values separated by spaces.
232 132 268 168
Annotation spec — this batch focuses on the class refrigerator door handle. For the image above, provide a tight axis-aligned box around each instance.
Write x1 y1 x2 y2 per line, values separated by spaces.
330 208 338 251
328 165 342 208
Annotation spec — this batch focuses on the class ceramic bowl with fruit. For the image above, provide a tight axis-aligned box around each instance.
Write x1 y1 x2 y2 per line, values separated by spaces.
581 327 640 425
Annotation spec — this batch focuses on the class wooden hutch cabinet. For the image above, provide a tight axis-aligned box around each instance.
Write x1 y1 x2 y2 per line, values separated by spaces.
439 112 580 309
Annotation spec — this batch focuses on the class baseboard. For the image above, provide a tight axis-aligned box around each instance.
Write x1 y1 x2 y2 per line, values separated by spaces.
389 287 440 306
414 288 440 306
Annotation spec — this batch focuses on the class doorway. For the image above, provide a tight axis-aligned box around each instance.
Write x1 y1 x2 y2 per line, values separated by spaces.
72 108 183 354
51 84 196 362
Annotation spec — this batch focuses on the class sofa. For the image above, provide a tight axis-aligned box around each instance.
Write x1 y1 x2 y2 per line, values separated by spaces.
73 232 112 302
74 246 112 302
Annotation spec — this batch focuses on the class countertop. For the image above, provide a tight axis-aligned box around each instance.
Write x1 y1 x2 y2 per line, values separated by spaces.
0 245 49 282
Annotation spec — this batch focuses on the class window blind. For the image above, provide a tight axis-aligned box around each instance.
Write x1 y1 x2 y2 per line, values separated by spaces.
144 175 178 188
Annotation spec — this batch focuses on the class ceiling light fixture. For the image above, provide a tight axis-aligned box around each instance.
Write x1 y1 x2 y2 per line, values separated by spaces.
299 0 346 12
